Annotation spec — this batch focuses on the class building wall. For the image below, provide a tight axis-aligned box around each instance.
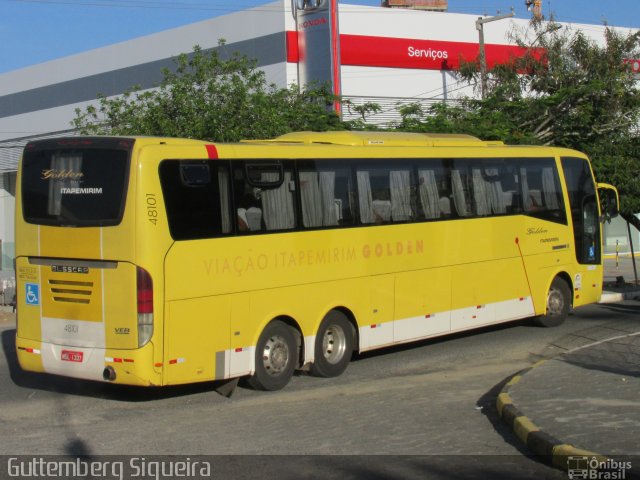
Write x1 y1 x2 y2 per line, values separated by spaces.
0 173 15 271
603 215 640 255
0 1 291 145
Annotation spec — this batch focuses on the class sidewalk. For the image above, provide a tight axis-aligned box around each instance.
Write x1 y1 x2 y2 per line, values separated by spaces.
497 255 640 478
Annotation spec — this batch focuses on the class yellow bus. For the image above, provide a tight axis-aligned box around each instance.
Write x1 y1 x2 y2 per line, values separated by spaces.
15 131 618 391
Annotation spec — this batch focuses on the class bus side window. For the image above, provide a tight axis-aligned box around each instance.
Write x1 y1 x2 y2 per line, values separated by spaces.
451 159 513 219
299 161 354 228
416 160 449 220
233 162 297 233
451 161 473 217
357 164 415 225
159 160 232 240
499 164 523 214
518 159 567 224
233 166 264 233
481 164 508 215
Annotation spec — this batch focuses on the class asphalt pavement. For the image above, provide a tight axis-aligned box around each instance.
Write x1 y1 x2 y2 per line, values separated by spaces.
497 254 640 479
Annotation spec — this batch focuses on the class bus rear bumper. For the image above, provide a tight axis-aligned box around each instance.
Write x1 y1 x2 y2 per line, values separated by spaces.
16 337 160 387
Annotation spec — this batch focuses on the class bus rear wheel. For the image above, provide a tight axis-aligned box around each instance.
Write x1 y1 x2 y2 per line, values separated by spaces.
534 277 571 327
247 320 297 391
310 311 355 378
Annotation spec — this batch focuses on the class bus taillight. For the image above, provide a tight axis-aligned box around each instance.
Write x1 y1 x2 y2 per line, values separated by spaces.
136 267 154 347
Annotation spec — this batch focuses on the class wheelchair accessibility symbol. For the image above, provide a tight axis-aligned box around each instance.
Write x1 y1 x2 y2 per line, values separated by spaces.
25 283 40 306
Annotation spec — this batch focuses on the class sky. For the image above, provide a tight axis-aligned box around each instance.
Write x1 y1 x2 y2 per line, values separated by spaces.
1 0 639 74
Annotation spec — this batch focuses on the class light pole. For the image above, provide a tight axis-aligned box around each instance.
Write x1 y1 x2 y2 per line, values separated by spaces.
476 10 514 98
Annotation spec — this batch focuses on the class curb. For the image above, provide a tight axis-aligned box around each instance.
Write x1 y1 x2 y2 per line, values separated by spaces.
496 360 607 472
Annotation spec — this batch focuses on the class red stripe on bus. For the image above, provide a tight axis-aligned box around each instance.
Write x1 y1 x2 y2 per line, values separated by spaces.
206 145 219 159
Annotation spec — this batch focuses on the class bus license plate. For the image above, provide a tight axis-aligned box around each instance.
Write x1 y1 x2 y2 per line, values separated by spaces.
61 350 83 362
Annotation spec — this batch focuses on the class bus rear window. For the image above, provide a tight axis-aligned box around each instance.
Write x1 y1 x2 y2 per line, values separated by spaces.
21 146 129 226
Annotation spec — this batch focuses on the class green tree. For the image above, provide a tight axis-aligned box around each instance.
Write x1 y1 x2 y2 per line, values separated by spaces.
73 43 342 141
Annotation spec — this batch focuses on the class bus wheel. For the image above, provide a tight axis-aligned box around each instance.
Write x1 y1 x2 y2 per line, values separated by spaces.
248 320 297 391
534 277 571 327
310 311 354 378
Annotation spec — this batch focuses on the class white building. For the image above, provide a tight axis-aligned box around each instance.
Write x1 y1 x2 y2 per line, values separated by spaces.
0 0 637 270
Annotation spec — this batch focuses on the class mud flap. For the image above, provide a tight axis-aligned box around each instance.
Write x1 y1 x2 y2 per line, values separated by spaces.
215 377 239 398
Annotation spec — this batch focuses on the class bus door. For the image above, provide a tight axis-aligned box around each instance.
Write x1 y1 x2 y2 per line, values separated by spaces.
560 157 603 305
561 157 601 265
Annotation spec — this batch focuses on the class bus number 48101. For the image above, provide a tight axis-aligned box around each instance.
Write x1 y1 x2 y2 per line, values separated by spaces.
146 193 157 225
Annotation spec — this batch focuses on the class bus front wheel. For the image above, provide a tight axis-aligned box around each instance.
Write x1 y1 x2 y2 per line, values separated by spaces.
534 277 571 327
248 320 297 391
310 311 355 378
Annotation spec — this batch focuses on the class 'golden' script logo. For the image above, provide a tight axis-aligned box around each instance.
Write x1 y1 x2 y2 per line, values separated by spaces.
41 169 84 180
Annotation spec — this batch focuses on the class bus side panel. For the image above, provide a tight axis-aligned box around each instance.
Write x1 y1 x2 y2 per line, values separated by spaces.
164 296 231 386
358 274 394 350
573 266 603 307
451 257 534 332
229 293 252 378
519 219 575 315
393 267 452 343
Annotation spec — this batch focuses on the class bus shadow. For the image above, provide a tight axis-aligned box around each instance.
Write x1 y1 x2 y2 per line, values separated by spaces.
1 329 235 402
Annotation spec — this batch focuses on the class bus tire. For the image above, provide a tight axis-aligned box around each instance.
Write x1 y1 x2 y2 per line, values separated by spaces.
534 277 571 327
247 320 297 391
310 310 354 378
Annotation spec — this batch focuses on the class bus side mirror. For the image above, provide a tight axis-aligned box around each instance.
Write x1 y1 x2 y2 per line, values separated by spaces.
597 183 619 222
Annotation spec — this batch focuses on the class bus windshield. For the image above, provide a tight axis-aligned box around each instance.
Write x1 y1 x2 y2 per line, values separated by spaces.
21 140 131 227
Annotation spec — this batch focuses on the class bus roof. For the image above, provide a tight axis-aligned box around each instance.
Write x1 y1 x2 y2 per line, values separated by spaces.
244 131 501 147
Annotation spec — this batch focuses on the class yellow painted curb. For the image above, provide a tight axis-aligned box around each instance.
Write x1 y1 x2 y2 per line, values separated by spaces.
496 392 512 415
505 374 522 388
513 415 539 444
551 444 604 470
